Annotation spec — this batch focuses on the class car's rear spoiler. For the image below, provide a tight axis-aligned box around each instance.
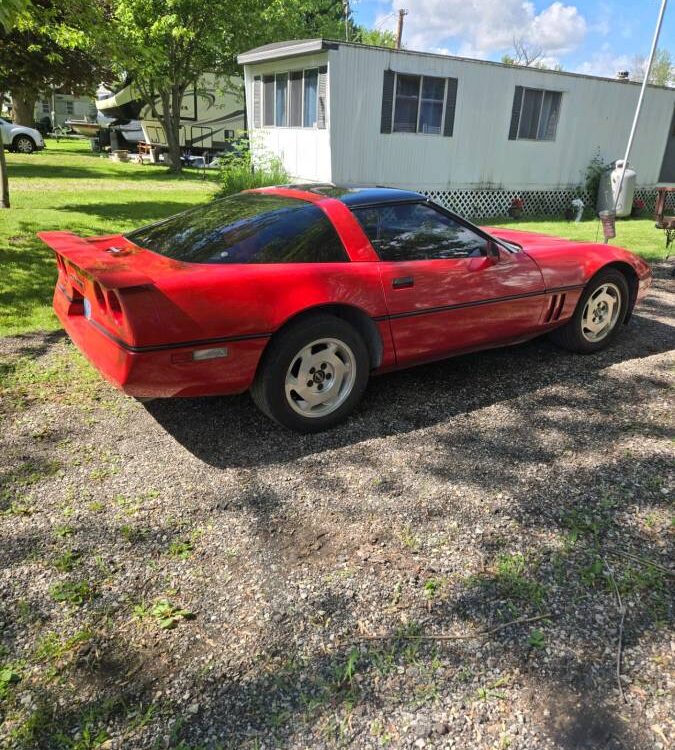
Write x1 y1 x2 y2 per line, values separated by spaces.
37 231 153 289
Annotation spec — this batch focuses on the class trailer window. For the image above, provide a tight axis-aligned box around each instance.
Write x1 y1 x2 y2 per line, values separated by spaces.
256 67 325 129
509 87 562 141
382 72 457 137
125 194 348 264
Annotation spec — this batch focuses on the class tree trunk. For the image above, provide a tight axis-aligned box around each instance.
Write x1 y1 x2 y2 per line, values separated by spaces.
0 142 9 208
0 91 9 208
12 90 37 126
159 89 182 173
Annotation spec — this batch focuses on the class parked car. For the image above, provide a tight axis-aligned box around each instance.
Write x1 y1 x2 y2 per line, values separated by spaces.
0 117 45 153
38 186 652 432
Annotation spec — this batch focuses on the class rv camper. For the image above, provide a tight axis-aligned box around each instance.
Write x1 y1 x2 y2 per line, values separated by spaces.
96 74 245 153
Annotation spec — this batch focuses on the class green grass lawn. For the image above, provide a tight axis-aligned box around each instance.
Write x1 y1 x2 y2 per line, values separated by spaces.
0 139 218 336
490 215 669 263
0 139 668 337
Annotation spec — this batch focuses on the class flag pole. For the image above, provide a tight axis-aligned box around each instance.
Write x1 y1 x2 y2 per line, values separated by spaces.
609 0 668 241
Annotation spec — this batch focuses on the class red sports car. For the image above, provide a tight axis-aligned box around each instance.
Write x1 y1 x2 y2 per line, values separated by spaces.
39 186 652 432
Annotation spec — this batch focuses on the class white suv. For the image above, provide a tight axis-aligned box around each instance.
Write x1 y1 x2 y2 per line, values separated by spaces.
0 118 45 153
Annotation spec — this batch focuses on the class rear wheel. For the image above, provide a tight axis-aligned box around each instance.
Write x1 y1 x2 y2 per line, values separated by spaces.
549 269 629 353
251 314 370 432
13 135 35 154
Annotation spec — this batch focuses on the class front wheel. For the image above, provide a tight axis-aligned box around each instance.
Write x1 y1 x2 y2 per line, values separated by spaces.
251 314 370 432
549 269 629 353
13 135 35 154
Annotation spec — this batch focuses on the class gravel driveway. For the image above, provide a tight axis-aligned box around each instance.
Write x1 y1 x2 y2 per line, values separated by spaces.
1 269 673 750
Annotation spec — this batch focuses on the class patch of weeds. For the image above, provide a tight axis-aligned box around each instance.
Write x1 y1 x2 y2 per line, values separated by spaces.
167 539 194 559
528 629 546 649
50 580 96 606
399 524 420 552
134 599 195 630
0 459 61 509
2 499 34 516
580 556 605 588
53 549 82 573
87 500 105 512
120 524 148 543
16 599 35 624
89 466 117 482
561 507 611 548
423 577 442 600
492 553 547 609
54 524 74 539
33 629 92 675
0 664 21 698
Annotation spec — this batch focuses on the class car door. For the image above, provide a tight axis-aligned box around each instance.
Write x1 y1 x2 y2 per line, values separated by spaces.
0 119 10 146
351 202 546 365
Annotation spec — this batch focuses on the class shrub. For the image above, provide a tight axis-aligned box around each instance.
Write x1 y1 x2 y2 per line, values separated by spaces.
584 150 607 205
218 137 288 196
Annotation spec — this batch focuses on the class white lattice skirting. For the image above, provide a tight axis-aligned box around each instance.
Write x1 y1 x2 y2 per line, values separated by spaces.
423 187 660 220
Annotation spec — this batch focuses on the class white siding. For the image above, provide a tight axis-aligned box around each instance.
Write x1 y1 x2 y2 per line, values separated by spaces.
243 44 675 190
244 53 332 182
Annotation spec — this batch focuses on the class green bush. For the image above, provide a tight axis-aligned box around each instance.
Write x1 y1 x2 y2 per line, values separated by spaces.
218 138 288 196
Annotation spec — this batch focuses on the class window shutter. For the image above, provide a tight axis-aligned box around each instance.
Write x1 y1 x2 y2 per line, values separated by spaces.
289 71 303 127
253 76 261 129
380 69 395 134
508 86 523 140
317 65 328 128
443 77 458 137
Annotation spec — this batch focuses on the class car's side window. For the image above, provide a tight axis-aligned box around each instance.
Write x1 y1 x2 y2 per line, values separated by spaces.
352 203 488 262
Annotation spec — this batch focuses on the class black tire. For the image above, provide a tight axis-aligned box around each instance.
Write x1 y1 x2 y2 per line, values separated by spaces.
13 135 35 154
549 268 629 353
251 314 370 432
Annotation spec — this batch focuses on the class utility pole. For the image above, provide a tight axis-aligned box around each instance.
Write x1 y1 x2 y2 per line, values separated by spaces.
396 8 407 49
343 0 350 42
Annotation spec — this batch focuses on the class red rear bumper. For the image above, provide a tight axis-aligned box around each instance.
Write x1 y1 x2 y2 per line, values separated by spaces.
54 285 266 398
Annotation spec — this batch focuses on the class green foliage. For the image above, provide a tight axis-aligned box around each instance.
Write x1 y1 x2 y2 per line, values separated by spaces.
218 138 288 196
527 629 546 649
134 599 195 629
167 539 194 559
493 552 547 608
0 0 110 123
583 150 607 206
0 665 21 698
632 49 673 87
356 28 397 48
49 579 95 606
52 548 81 572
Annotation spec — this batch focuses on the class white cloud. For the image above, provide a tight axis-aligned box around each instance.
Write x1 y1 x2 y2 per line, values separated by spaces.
575 50 632 78
375 1 587 59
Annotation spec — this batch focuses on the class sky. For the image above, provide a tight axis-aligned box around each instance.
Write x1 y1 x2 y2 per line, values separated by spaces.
350 0 674 78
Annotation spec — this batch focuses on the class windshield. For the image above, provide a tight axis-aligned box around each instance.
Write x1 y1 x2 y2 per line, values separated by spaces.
125 193 348 264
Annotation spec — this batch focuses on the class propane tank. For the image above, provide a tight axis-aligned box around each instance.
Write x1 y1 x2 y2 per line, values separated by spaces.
596 160 637 218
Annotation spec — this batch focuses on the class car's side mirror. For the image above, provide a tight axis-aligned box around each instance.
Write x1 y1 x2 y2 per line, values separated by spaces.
487 240 501 261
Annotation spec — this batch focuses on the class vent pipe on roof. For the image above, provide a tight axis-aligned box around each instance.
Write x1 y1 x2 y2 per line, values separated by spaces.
616 70 630 80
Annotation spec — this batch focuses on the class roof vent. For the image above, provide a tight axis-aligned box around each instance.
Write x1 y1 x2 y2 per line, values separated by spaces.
616 70 630 81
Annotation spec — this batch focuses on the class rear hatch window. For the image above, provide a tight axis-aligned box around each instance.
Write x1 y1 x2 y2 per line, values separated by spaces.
125 193 348 264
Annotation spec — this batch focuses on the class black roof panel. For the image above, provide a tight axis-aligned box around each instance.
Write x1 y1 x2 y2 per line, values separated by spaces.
287 184 427 206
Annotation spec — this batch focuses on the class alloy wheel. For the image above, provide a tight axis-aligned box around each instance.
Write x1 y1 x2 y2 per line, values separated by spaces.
581 282 622 342
284 338 357 418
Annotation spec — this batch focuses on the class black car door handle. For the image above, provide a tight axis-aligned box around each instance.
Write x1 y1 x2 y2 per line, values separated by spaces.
392 276 414 289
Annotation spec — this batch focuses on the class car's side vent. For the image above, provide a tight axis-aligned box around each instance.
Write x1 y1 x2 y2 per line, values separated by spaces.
545 293 566 322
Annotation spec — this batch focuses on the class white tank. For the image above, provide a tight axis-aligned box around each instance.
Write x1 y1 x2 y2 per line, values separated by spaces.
596 160 637 218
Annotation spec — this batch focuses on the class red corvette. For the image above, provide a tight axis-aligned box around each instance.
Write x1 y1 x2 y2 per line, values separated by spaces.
39 186 652 432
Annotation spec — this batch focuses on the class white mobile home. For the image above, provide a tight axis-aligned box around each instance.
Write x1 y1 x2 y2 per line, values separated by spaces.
237 39 675 217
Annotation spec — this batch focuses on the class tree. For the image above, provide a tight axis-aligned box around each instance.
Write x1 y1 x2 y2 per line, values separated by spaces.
0 0 110 127
0 0 31 208
500 37 562 70
356 27 397 48
631 49 673 87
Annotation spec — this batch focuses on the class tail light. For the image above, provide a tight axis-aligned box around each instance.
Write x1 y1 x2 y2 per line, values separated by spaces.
107 290 124 325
